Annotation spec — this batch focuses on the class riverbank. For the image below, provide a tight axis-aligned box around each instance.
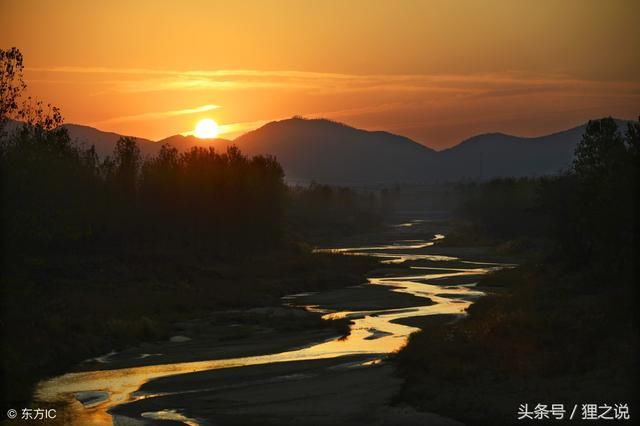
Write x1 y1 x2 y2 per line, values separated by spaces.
1 245 378 405
394 253 638 423
110 355 464 426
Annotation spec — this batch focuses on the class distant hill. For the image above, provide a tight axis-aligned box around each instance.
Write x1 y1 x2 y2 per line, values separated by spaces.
63 123 156 157
234 117 436 185
436 126 586 180
64 125 231 158
4 120 231 158
4 116 632 184
436 119 631 181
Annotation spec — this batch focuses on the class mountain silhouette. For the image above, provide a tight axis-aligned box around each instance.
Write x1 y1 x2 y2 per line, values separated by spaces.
437 127 585 180
4 117 630 184
235 117 436 184
4 121 232 158
62 123 156 157
64 125 232 158
436 119 631 180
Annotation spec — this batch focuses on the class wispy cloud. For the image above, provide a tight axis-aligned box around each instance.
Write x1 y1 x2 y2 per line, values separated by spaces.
26 66 640 99
109 78 305 94
90 104 220 125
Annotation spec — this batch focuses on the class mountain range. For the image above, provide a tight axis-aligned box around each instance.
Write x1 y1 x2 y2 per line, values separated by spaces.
5 117 627 185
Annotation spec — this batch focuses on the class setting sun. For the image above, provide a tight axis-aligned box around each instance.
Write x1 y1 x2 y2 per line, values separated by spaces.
194 119 219 139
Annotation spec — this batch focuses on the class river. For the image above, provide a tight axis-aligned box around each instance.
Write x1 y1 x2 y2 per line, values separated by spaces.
34 216 509 425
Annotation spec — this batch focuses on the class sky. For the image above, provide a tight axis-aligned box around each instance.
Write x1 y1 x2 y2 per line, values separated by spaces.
1 0 639 149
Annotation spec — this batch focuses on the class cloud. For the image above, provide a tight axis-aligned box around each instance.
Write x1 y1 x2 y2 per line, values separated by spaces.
26 66 640 99
109 78 306 93
91 104 220 125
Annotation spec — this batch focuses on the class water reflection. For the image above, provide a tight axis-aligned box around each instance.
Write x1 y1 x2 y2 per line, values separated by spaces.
141 409 199 426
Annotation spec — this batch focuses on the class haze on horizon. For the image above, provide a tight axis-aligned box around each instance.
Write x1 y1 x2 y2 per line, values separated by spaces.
1 0 639 149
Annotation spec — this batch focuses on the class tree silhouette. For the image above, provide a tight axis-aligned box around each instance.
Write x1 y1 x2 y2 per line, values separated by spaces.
0 47 26 137
573 117 627 182
111 136 142 197
1 47 63 138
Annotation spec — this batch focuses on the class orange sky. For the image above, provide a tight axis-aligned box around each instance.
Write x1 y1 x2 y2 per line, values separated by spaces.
1 0 639 149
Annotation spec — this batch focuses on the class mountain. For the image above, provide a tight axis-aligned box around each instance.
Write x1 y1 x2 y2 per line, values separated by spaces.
436 119 631 181
5 116 631 185
65 125 232 158
62 123 156 157
231 117 601 184
436 126 586 180
234 117 436 185
4 120 231 158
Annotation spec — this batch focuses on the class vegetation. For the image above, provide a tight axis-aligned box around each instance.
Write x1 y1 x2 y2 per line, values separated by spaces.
287 182 387 243
395 117 639 423
0 48 382 405
2 128 287 254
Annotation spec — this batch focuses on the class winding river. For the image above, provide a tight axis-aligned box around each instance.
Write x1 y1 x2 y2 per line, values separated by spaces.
34 217 508 425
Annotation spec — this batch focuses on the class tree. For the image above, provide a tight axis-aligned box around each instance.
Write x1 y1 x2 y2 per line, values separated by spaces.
624 116 640 166
0 47 26 137
111 136 141 196
568 117 637 266
573 117 627 182
1 47 64 145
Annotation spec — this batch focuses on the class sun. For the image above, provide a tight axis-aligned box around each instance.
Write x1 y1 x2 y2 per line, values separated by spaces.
194 118 219 139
